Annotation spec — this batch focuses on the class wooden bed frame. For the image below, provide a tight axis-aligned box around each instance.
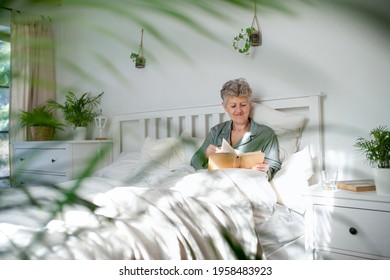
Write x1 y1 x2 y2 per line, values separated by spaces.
112 95 324 181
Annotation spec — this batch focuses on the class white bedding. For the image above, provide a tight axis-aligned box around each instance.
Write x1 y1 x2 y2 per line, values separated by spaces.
1 140 313 260
0 157 308 260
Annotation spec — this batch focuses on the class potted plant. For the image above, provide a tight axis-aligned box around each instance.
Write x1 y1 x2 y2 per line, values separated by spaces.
354 125 390 195
130 28 146 68
19 104 64 141
48 91 104 140
130 52 146 68
232 1 262 54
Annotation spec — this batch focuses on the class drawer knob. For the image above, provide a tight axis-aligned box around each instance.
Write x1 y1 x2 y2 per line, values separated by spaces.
51 159 56 163
20 157 25 161
349 227 358 235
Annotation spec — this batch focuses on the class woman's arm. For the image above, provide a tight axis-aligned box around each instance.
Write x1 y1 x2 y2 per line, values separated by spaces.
190 122 227 169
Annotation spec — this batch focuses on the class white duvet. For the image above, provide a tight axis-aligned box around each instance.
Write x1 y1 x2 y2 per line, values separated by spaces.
0 168 303 259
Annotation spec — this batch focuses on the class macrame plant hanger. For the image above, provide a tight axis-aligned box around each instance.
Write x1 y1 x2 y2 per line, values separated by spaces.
250 0 262 46
130 28 146 68
136 28 146 68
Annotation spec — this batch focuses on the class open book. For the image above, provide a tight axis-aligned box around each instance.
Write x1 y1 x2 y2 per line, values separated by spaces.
208 139 265 170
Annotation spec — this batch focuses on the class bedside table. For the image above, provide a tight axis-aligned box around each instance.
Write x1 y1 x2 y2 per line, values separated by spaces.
11 140 113 187
304 185 390 259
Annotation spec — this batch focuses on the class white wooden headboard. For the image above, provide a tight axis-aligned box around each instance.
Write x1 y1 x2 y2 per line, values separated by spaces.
112 95 324 173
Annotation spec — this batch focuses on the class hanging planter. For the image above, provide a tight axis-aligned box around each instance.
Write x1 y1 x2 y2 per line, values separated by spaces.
250 14 262 46
232 0 262 54
130 28 146 68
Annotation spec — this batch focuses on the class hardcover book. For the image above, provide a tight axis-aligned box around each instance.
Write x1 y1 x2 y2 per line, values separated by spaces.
338 180 376 192
208 139 265 170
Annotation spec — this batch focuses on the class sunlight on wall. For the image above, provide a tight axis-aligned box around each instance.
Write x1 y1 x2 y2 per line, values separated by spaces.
325 149 347 179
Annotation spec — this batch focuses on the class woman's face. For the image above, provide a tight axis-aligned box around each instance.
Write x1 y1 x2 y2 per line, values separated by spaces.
223 96 251 125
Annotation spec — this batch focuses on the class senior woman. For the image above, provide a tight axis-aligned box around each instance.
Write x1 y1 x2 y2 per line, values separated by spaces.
190 78 281 180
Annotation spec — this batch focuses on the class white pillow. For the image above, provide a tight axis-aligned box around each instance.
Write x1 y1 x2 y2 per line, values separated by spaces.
251 103 306 162
270 145 314 213
93 152 141 181
127 136 201 186
140 137 186 169
179 131 204 165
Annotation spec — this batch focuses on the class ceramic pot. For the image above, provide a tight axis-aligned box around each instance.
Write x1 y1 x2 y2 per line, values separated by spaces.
135 56 146 68
250 30 262 46
373 167 390 196
73 127 88 140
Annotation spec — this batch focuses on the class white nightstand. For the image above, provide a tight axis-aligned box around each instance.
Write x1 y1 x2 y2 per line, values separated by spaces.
304 184 390 259
11 140 113 187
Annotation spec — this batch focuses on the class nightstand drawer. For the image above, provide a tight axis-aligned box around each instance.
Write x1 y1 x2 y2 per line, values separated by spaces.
14 147 69 173
13 171 69 187
11 140 113 187
313 205 390 258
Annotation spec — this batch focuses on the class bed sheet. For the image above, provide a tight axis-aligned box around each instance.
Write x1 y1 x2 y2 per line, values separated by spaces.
92 149 309 258
1 165 305 259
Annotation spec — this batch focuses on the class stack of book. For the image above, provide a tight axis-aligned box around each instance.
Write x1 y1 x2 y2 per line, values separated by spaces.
338 180 376 192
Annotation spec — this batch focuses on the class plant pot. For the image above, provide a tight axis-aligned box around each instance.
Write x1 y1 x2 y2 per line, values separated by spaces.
250 14 262 46
373 167 390 196
73 127 88 140
30 126 54 141
249 30 262 46
135 56 146 68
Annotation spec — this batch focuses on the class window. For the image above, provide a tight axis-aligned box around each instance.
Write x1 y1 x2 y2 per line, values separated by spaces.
0 33 10 188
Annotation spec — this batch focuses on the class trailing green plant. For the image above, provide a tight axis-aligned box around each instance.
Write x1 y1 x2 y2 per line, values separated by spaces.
130 52 139 63
48 91 104 128
232 26 255 55
19 104 64 131
354 125 390 168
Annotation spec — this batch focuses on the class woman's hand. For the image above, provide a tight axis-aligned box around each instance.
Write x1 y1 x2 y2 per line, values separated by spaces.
205 144 221 158
251 161 269 173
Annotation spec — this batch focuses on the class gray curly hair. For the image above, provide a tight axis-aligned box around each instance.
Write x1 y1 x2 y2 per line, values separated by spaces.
220 78 252 105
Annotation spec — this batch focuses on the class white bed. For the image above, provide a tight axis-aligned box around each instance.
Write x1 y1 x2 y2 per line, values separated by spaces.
0 95 324 260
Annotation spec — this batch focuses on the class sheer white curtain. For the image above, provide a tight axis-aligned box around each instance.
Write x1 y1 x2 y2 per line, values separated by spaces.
9 11 56 141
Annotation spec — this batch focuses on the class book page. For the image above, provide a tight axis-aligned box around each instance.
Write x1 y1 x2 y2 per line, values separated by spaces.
219 138 237 155
338 180 375 187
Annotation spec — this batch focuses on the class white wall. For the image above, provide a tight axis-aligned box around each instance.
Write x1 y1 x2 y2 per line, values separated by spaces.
50 0 390 180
